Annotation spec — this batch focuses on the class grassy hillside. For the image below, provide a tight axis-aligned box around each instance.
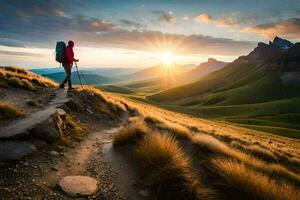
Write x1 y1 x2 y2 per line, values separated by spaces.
141 43 300 138
97 84 136 94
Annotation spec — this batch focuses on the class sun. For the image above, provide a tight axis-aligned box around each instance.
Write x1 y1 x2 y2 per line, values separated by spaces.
161 51 175 66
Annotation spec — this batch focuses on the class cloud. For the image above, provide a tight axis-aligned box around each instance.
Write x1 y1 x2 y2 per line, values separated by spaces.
72 30 255 56
243 18 300 39
194 13 212 23
194 12 255 28
152 10 176 24
0 1 255 57
182 15 189 21
119 19 145 29
0 50 42 57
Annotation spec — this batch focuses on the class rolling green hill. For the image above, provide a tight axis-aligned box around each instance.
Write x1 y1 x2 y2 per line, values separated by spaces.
146 38 300 138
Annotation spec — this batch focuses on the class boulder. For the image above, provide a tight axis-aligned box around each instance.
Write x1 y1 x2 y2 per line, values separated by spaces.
0 141 37 160
31 111 66 143
58 176 98 197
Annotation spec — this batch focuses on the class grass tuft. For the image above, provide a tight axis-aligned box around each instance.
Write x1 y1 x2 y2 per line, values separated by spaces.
21 79 36 91
0 102 24 120
193 134 300 184
26 99 38 106
145 115 192 139
7 77 24 88
136 133 212 200
245 145 277 162
212 158 300 200
113 118 148 146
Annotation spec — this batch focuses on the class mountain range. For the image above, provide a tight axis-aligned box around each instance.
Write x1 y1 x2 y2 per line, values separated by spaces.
147 36 300 137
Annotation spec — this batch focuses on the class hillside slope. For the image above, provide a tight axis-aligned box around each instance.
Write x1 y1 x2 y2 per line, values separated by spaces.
149 39 300 105
147 37 300 136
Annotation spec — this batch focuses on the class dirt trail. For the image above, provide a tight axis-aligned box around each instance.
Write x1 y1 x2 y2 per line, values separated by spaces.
41 126 122 187
33 112 148 199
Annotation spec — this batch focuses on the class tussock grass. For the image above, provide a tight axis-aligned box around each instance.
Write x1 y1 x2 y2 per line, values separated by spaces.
0 70 6 78
113 118 148 146
0 66 58 88
212 158 300 200
193 134 300 184
0 102 23 120
136 133 212 200
26 99 38 106
145 115 192 139
65 114 85 136
245 145 277 162
4 66 28 75
7 77 24 88
58 114 86 144
21 79 36 91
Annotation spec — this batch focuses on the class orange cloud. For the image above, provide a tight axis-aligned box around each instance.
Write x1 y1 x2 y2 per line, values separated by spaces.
194 13 212 23
243 18 300 39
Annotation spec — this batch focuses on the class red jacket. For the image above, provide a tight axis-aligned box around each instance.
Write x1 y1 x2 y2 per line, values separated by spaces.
66 46 75 64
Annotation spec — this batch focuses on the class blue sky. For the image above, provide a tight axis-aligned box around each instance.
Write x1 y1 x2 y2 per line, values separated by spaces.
0 0 299 68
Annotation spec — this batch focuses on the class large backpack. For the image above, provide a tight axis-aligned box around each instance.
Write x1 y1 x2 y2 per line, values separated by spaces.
55 41 66 63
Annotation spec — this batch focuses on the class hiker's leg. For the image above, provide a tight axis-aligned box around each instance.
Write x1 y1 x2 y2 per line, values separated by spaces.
66 66 72 88
60 64 69 86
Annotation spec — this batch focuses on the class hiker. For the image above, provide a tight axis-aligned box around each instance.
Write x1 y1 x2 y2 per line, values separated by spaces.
59 40 79 90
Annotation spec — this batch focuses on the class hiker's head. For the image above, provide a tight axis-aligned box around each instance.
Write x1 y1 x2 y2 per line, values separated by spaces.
68 40 74 47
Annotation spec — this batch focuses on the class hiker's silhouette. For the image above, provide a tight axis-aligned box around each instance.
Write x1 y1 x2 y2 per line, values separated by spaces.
59 40 79 90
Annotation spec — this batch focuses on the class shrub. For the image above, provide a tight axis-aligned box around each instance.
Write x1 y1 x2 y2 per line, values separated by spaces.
136 134 212 200
212 158 300 200
0 102 23 120
21 79 36 91
113 118 148 146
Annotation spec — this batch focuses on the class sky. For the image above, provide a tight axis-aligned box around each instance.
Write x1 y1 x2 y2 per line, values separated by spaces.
0 0 299 68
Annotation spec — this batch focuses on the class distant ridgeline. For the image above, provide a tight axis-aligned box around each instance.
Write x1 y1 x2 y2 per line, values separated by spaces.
149 36 300 104
147 36 300 137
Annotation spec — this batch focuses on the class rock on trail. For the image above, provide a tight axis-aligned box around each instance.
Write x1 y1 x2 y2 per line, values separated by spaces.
58 175 98 197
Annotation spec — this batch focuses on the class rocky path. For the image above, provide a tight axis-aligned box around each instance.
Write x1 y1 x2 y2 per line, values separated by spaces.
0 111 150 199
0 89 69 138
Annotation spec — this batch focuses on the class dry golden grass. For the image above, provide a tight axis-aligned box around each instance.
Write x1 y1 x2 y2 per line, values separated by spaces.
113 118 148 146
245 145 277 162
26 99 38 106
212 158 300 200
145 115 192 139
0 102 23 120
21 79 36 91
136 133 212 200
193 134 300 184
0 66 58 88
0 70 6 78
7 77 24 88
58 114 86 144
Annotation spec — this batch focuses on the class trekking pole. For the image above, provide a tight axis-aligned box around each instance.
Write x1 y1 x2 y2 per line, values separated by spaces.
75 62 83 88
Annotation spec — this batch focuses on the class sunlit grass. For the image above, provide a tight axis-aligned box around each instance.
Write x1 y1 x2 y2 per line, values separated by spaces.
113 118 148 146
0 102 24 120
136 133 212 200
212 158 300 200
192 134 300 184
